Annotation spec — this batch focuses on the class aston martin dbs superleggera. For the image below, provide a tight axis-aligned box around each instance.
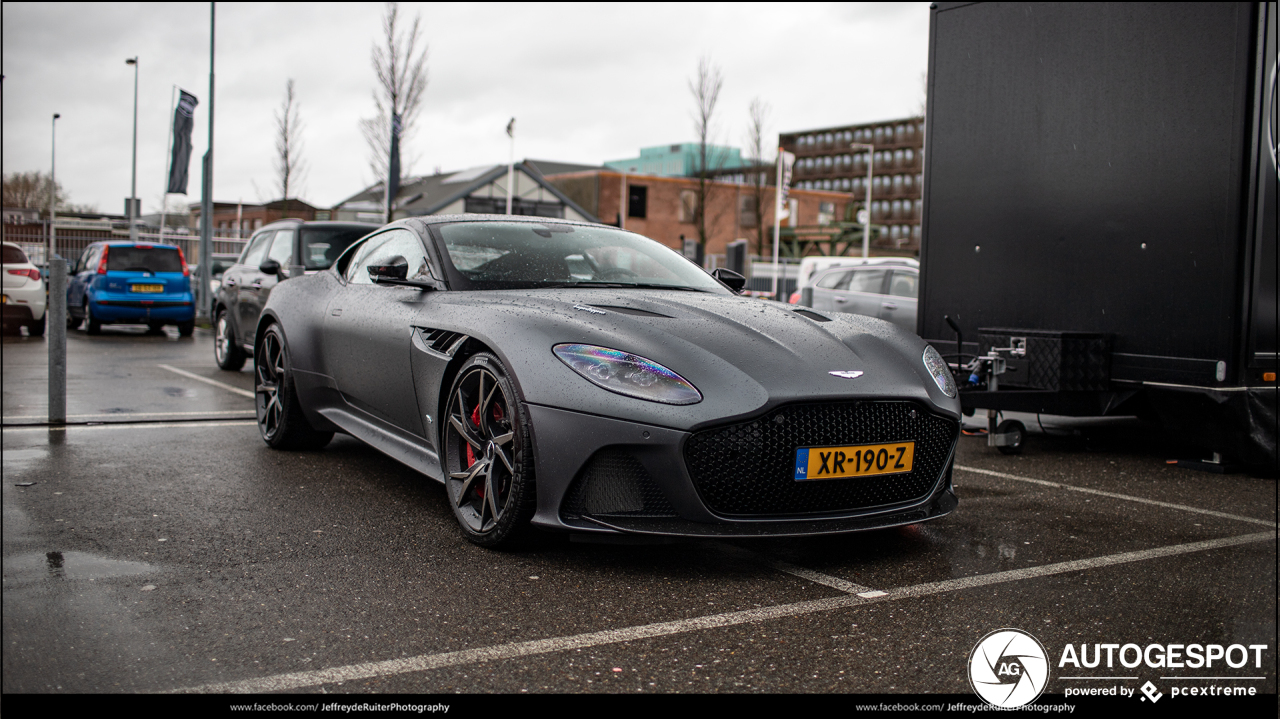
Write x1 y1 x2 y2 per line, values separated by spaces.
254 215 961 546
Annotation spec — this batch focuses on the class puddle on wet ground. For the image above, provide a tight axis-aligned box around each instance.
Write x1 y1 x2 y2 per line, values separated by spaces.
3 551 158 582
161 387 198 398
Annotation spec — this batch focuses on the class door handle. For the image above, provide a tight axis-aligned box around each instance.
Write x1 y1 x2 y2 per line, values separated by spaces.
881 302 898 310
834 296 848 303
224 278 237 288
330 308 343 316
250 281 264 289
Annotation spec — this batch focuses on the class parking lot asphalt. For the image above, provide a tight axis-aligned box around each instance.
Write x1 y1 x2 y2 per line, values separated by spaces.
2 327 1275 699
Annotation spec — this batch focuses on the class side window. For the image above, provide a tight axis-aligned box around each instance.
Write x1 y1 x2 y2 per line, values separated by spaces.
888 271 918 299
266 229 295 265
346 229 431 285
816 270 851 290
847 269 887 294
241 231 274 268
79 246 98 273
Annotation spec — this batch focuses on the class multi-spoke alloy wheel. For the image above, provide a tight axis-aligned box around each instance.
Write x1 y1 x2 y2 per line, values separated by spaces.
255 323 332 450
444 353 535 546
215 309 246 370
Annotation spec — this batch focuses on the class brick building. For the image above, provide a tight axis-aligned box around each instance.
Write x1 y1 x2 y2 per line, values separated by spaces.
543 169 854 260
780 116 925 252
189 198 321 238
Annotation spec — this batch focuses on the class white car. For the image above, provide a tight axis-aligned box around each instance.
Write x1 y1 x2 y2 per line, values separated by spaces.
2 242 47 336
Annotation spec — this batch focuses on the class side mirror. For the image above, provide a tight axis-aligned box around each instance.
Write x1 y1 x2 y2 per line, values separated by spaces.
259 259 281 276
367 257 408 281
711 267 747 292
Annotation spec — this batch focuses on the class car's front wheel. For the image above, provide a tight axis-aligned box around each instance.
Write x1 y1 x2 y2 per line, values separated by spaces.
27 315 46 337
214 308 246 370
443 353 536 547
255 323 332 450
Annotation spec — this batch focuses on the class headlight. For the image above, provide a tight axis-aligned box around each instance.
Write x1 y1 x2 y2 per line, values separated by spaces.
922 345 957 398
553 343 702 405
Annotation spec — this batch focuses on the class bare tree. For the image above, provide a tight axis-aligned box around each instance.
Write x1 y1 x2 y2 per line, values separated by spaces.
688 56 724 255
917 71 928 117
360 2 429 186
2 171 66 215
745 97 772 256
275 79 306 218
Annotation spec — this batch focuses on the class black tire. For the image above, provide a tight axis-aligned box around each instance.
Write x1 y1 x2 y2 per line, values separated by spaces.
66 311 82 330
147 322 166 335
177 319 195 337
27 315 46 337
255 323 332 450
443 353 536 547
85 301 101 335
214 308 246 370
996 419 1026 455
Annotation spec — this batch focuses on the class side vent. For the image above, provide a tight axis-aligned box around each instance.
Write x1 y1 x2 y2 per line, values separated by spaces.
793 309 833 322
561 448 677 519
413 327 467 358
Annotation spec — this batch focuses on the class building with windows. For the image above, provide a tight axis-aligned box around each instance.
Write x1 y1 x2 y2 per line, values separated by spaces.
543 168 853 261
605 143 746 178
332 160 601 224
189 198 321 238
780 117 925 252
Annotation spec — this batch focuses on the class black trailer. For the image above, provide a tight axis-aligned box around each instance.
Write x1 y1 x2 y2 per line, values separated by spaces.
919 2 1277 469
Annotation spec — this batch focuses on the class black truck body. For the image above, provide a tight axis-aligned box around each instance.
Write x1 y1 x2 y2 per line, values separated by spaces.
919 2 1277 467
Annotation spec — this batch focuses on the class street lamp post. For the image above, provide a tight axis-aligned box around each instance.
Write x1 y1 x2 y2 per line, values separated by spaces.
126 57 139 241
850 142 874 258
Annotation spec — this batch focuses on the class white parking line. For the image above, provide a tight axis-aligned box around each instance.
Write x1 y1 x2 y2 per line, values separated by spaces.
2 410 254 422
955 464 1277 527
771 561 874 594
170 530 1273 694
3 421 258 433
157 364 255 399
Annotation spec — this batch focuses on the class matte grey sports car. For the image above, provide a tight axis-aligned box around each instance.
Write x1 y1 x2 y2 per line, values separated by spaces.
255 215 961 546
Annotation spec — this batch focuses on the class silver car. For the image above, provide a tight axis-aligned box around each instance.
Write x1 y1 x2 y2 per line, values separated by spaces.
808 262 918 332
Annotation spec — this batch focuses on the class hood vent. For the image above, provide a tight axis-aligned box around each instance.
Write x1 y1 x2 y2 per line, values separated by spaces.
588 305 674 318
792 309 832 322
413 327 467 357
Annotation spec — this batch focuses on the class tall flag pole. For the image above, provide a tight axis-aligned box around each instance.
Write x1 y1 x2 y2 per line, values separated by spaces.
386 112 402 223
505 118 516 215
771 147 795 300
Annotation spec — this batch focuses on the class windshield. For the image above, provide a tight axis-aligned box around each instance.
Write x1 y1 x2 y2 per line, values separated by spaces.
106 245 183 273
433 222 728 293
301 226 375 270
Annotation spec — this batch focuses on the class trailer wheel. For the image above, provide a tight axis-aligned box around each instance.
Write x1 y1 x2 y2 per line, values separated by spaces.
996 420 1026 455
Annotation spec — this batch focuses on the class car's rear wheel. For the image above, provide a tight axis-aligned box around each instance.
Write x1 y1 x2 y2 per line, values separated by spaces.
66 311 82 330
177 319 195 337
214 308 246 370
147 322 165 335
27 316 46 337
443 353 536 547
85 301 101 335
255 323 332 450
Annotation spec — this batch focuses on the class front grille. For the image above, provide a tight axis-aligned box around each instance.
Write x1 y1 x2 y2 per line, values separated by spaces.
683 401 957 517
561 448 678 519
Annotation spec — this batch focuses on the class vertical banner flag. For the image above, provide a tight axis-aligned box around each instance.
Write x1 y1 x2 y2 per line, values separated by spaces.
777 149 795 219
387 113 402 219
167 90 198 194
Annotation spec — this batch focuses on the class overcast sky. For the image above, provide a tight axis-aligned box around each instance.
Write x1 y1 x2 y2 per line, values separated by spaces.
2 2 930 215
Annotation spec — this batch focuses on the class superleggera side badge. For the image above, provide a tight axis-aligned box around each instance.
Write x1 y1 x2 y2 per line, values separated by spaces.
573 305 607 315
829 370 864 379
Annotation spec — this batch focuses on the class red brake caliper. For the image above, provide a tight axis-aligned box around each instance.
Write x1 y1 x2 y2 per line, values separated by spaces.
467 402 483 498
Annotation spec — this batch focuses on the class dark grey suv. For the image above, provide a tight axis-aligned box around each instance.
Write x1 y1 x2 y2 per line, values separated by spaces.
807 259 919 333
213 219 377 370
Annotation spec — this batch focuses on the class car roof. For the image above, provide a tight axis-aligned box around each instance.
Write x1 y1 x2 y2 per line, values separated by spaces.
257 219 380 231
411 213 604 229
813 260 917 277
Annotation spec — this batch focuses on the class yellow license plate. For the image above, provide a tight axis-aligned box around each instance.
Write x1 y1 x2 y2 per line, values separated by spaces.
132 284 164 293
794 441 914 481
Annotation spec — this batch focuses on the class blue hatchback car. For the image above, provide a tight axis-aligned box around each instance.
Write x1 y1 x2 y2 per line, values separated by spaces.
67 241 196 336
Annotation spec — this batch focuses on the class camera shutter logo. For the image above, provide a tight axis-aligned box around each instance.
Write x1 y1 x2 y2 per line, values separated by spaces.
968 628 1050 708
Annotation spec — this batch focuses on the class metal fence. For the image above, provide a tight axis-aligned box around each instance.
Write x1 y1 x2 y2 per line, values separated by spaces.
1 226 247 268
